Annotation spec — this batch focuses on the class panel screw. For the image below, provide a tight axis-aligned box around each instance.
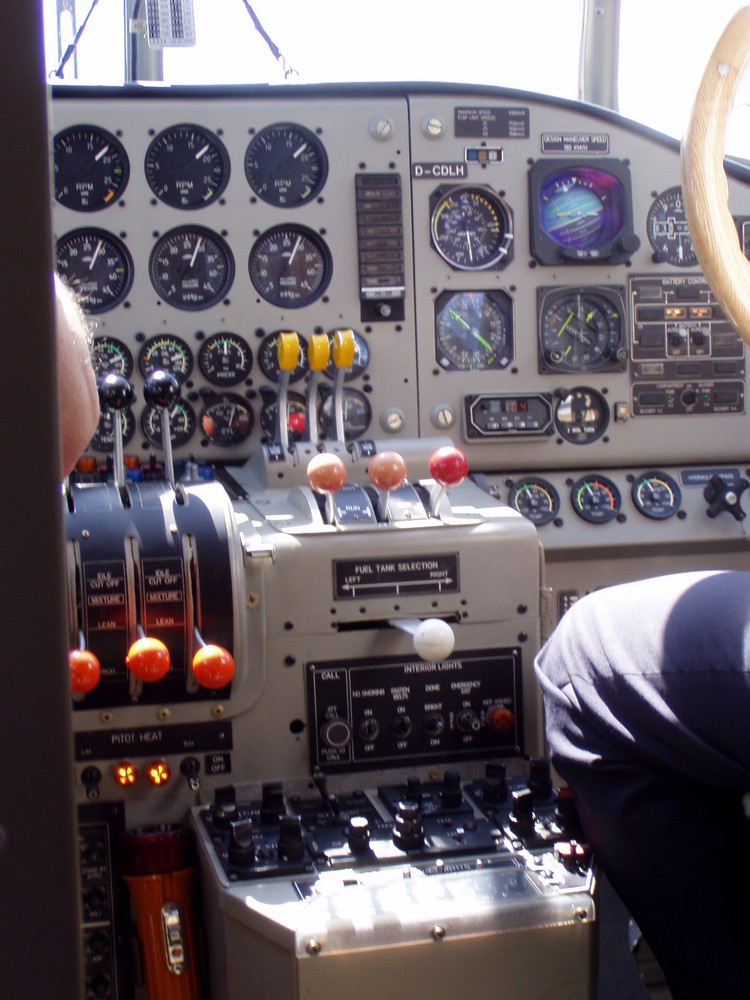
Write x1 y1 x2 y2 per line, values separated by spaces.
431 925 446 940
306 939 322 955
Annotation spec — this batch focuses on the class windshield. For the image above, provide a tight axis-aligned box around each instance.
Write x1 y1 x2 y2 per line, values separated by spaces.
44 0 750 157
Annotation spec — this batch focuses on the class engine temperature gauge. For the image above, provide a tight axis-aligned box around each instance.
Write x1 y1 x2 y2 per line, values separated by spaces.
508 477 560 525
200 393 254 446
571 475 621 523
631 470 682 519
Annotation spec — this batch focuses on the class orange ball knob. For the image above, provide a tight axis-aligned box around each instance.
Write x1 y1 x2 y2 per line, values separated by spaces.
367 451 407 491
193 644 235 689
69 648 101 694
126 637 170 682
306 452 347 494
429 445 469 487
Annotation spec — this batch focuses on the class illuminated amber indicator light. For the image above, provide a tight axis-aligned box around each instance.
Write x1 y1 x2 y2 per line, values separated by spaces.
146 760 171 786
114 762 138 786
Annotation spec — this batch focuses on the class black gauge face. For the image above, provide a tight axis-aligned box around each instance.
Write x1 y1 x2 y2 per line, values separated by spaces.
508 477 560 526
90 407 135 452
141 400 197 448
571 475 621 524
260 391 307 442
138 335 194 383
56 229 134 313
319 388 372 441
538 287 625 372
91 337 134 381
555 387 609 443
324 330 370 382
200 393 254 446
198 333 253 386
149 226 234 310
631 470 682 519
53 125 130 211
244 123 328 207
435 290 514 371
430 186 513 270
258 332 309 382
145 124 230 209
646 187 697 267
249 225 332 307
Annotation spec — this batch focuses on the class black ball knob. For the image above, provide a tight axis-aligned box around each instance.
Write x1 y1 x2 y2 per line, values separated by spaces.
143 369 180 409
228 817 255 867
277 815 305 862
98 373 134 411
347 815 372 855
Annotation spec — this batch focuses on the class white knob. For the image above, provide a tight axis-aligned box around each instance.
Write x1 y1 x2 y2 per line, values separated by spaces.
389 618 455 661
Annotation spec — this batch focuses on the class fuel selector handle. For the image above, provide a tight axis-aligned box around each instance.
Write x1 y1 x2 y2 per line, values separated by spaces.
389 617 456 661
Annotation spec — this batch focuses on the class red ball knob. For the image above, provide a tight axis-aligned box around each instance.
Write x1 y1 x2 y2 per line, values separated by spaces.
429 446 468 487
367 451 407 491
126 637 170 682
69 648 101 694
193 644 235 689
306 452 347 494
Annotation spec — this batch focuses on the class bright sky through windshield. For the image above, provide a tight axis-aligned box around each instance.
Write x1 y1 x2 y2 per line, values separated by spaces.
44 0 750 158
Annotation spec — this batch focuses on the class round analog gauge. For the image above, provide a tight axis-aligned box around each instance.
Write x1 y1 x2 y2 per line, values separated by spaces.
319 387 372 441
324 329 370 382
198 333 253 386
141 399 197 449
53 125 129 211
631 470 682 519
200 393 254 446
145 124 230 209
249 225 332 307
534 165 628 257
646 187 697 267
90 407 135 452
91 337 134 382
571 475 621 524
258 331 309 383
430 185 513 270
149 226 234 310
56 229 134 313
138 335 194 383
435 290 513 371
539 288 624 372
260 391 307 442
508 477 560 526
555 387 609 444
244 123 328 207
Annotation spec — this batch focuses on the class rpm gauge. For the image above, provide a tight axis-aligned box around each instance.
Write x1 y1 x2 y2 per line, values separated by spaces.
149 226 234 309
145 124 230 209
508 477 560 526
53 125 129 211
646 187 697 267
249 225 332 307
430 185 513 270
56 229 134 313
244 123 328 206
571 475 621 524
631 470 682 519
435 290 513 371
538 287 625 372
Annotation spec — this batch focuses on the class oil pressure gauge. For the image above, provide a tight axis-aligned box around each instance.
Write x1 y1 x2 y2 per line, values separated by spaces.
198 333 253 386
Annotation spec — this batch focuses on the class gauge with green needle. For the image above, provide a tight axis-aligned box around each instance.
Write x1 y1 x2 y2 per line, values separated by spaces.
538 286 625 372
434 290 514 371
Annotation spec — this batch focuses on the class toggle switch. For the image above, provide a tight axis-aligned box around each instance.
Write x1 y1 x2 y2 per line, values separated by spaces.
389 617 456 661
